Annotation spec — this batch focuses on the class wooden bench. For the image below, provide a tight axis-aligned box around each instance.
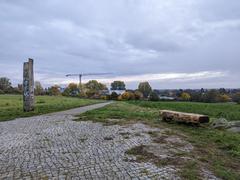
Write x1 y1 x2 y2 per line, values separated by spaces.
160 110 209 124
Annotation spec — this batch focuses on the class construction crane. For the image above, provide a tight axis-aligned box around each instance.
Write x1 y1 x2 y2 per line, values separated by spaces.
66 73 110 91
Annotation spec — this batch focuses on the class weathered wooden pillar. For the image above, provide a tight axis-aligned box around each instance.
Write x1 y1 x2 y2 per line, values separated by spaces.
23 58 35 112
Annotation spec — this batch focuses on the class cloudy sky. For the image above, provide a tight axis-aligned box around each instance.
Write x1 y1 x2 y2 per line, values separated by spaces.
0 0 240 89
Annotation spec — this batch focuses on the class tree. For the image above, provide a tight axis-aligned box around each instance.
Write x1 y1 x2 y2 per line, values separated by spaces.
79 91 87 98
176 89 184 98
17 84 23 93
138 82 152 98
12 87 22 94
85 80 107 98
149 91 160 101
62 88 71 97
202 89 219 103
111 81 126 90
217 94 231 102
233 93 240 104
180 92 191 101
134 91 144 100
35 81 44 95
4 86 15 94
219 88 226 94
0 77 11 92
68 83 78 91
200 88 205 93
49 85 61 96
65 83 79 96
85 80 107 91
190 92 203 102
85 89 96 98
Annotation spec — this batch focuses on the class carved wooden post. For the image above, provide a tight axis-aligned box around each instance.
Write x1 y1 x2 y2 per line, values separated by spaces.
23 58 35 111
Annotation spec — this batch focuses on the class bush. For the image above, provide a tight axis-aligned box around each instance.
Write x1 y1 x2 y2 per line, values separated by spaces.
100 95 107 100
0 89 4 94
91 93 102 99
217 94 231 103
134 91 144 100
110 92 119 100
190 92 203 102
119 92 135 101
62 88 71 96
233 93 240 104
86 90 96 98
180 92 191 101
79 91 87 98
117 95 123 101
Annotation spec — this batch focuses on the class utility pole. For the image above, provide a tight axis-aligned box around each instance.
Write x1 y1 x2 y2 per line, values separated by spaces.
79 74 82 90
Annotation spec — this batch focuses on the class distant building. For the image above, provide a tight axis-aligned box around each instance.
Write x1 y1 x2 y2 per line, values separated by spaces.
159 96 175 101
109 90 126 95
99 90 110 96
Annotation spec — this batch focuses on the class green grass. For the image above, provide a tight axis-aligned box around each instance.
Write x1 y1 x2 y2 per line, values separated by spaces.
180 161 200 180
0 95 104 121
79 101 158 121
78 101 240 180
128 101 240 121
165 123 240 179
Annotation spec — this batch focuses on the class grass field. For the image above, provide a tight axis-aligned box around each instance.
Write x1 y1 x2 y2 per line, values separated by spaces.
128 101 240 121
78 102 240 180
0 95 104 121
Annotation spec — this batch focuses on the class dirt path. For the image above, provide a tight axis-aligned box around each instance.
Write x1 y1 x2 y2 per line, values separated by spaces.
0 102 218 179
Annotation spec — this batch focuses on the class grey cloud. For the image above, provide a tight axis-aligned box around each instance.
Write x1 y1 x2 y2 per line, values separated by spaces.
125 33 181 52
196 0 240 21
0 0 240 88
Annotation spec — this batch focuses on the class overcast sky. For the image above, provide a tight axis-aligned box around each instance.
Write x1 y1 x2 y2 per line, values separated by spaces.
0 0 240 89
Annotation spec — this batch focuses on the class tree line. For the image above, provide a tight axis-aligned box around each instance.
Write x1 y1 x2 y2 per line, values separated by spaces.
155 88 240 104
0 77 22 94
0 77 240 104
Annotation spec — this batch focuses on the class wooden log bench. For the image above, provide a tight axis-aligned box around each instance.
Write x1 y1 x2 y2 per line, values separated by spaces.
160 110 209 124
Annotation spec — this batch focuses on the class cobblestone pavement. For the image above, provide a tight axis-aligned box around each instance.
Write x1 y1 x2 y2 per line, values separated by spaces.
0 102 217 180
